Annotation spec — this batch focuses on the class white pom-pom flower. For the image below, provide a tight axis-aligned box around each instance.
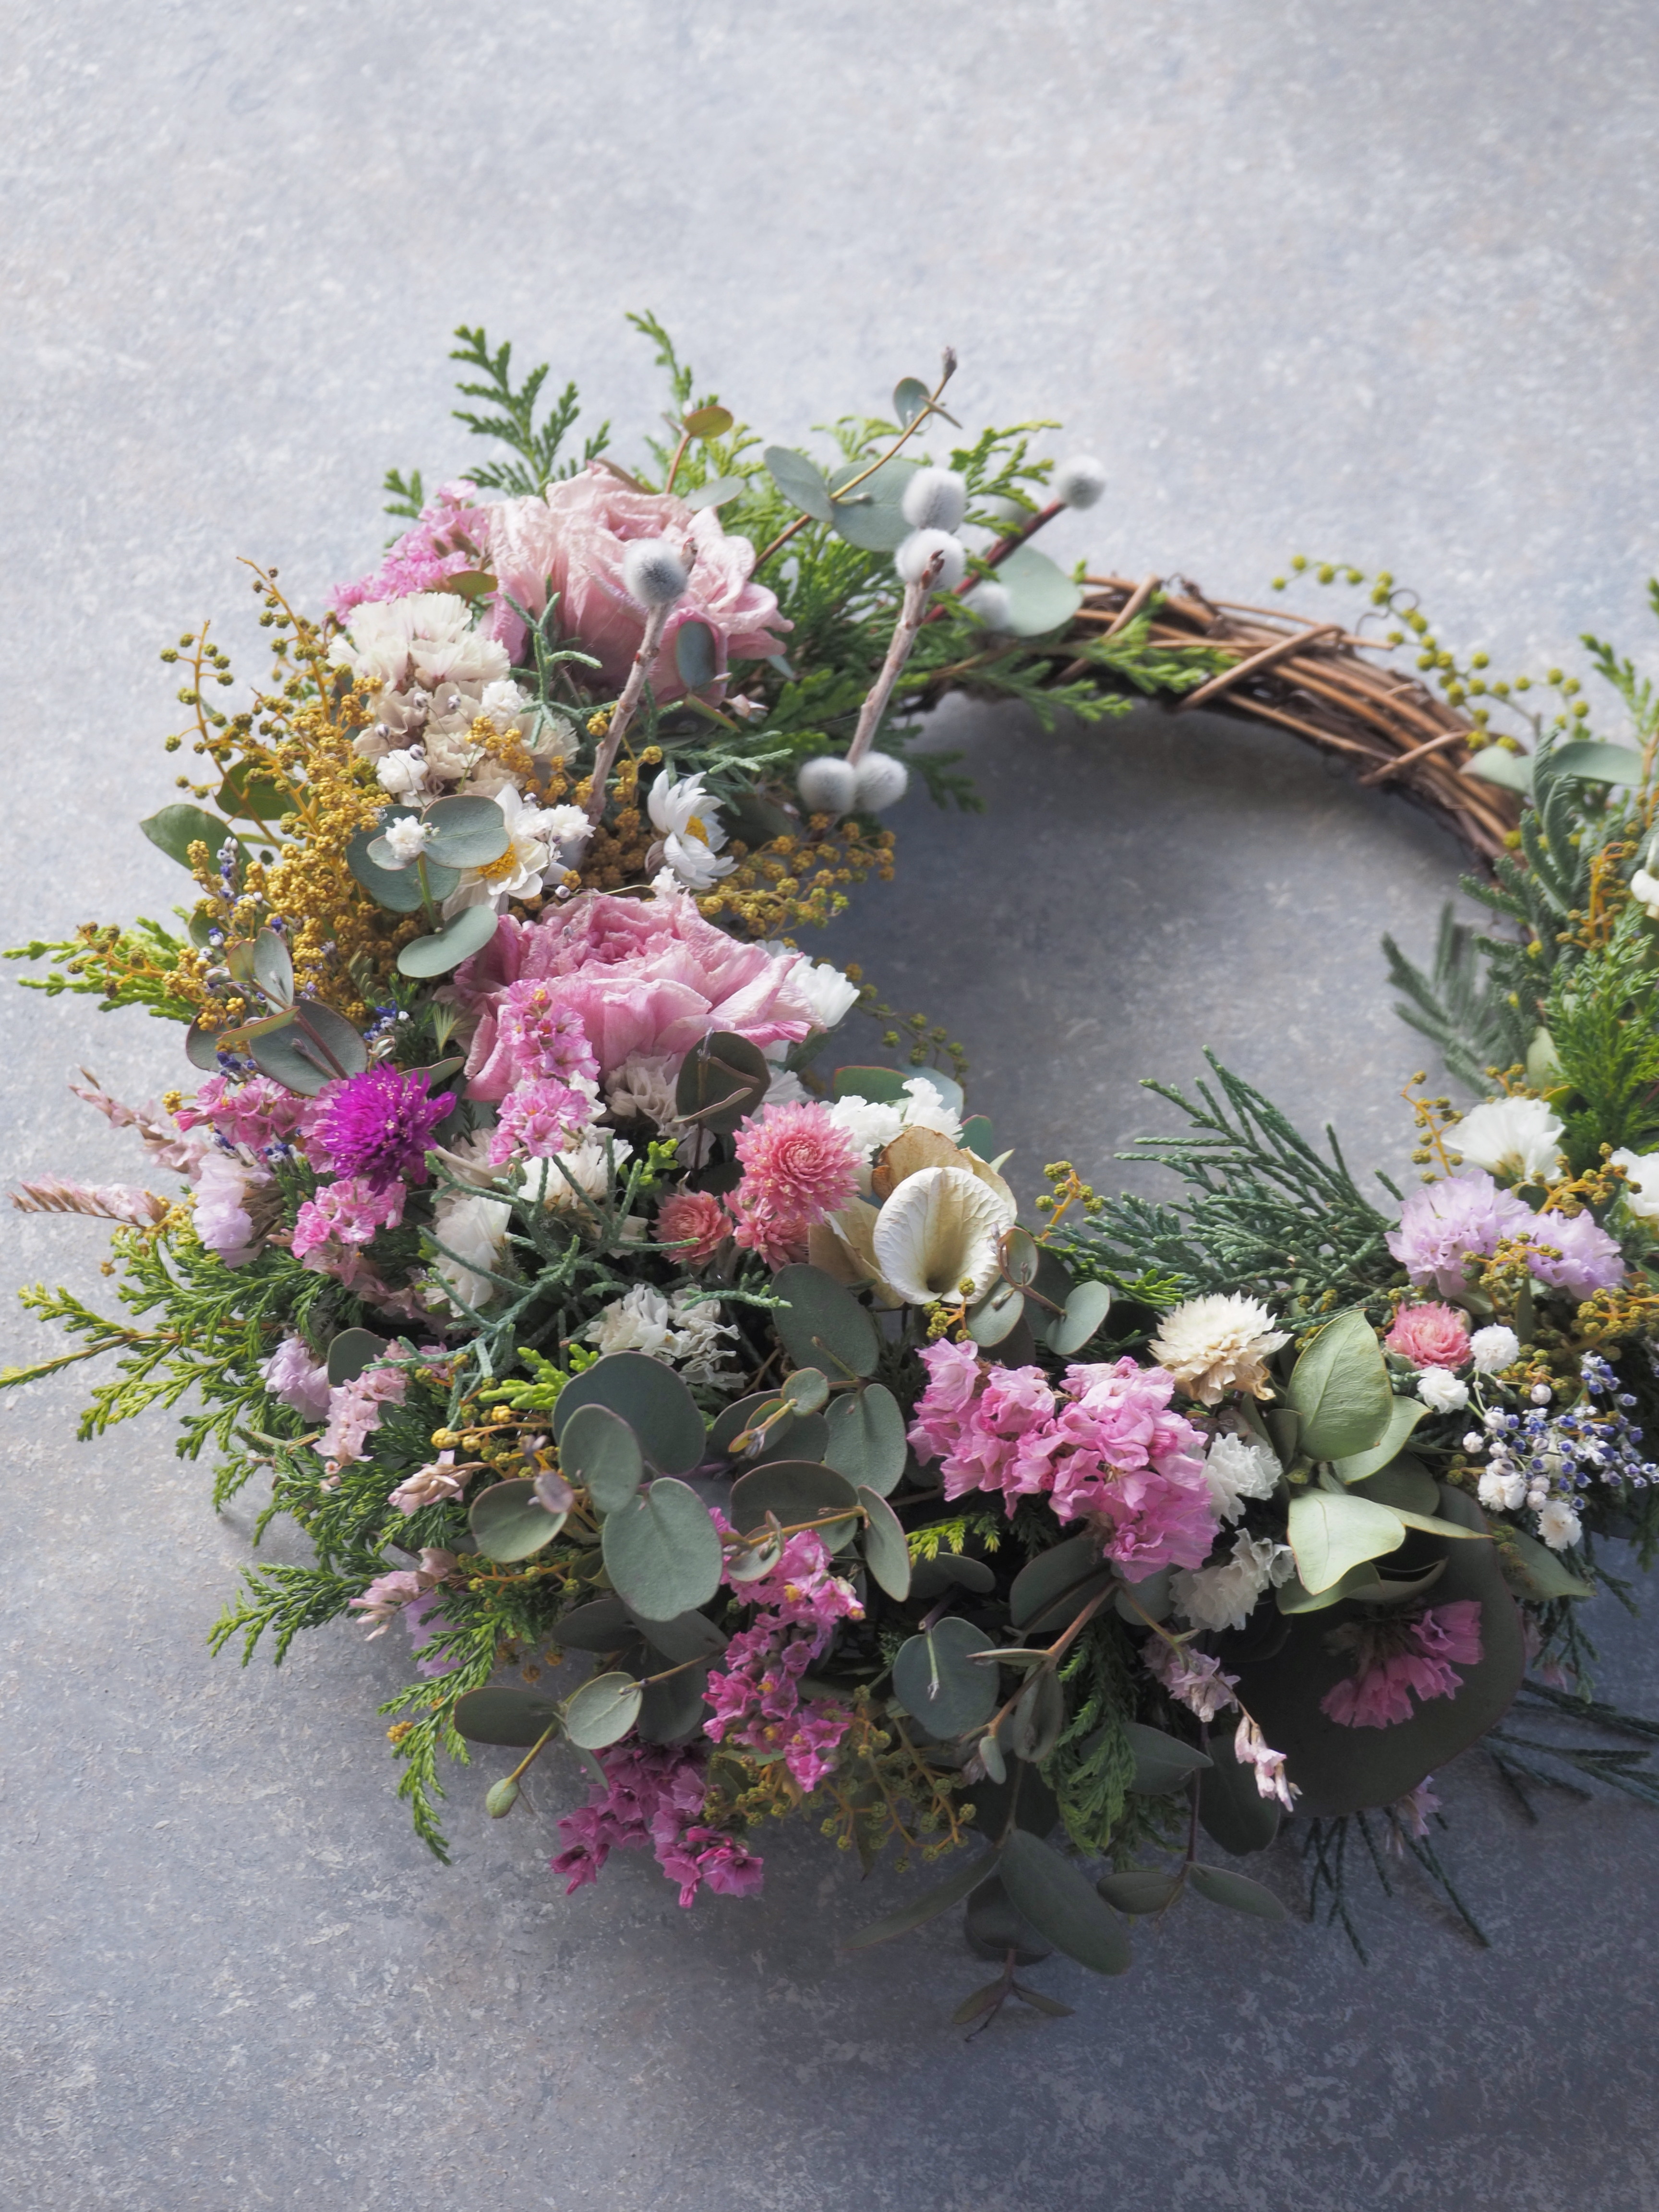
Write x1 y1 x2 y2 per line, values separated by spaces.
1468 1323 1521 1376
621 537 689 609
966 581 1012 631
895 529 967 593
1053 456 1107 509
797 755 858 816
901 466 968 534
854 752 909 811
1417 1368 1469 1414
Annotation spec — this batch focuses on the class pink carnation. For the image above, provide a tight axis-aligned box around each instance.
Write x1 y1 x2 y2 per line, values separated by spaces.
1384 1301 1472 1370
330 481 492 615
1321 1599 1484 1728
1386 1172 1537 1298
656 1188 734 1263
457 888 820 1088
483 465 790 696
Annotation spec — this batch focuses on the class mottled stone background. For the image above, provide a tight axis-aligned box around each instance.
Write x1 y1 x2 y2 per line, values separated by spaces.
5 4 1659 2206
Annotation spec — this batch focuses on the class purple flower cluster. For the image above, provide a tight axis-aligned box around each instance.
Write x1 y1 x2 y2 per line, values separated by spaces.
329 481 492 614
305 1065 455 1191
702 1527 864 1791
1387 1172 1624 1302
552 1743 763 1907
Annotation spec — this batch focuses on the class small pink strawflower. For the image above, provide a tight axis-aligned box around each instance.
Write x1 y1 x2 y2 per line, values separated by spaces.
655 1188 733 1263
733 1101 860 1223
1321 1599 1484 1729
1384 1301 1472 1370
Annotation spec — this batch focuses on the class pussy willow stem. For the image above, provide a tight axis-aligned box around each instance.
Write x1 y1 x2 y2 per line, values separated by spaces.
584 577 688 826
846 554 942 768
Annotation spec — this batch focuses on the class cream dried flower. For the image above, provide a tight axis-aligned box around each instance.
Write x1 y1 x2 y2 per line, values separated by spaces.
1150 1293 1288 1405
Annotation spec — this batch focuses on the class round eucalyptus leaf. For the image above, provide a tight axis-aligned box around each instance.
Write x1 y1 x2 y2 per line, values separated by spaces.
601 1478 723 1621
857 1486 911 1600
1097 1867 1184 1915
1000 1226 1041 1287
1113 1566 1173 1624
1124 1719 1213 1795
184 1019 222 1071
251 927 293 1008
707 1390 826 1467
453 1684 562 1747
249 1003 369 1095
1009 1533 1101 1628
141 802 241 873
781 1367 829 1415
396 903 502 979
968 1277 1027 1347
998 1828 1133 1977
965 1871 1053 1965
559 1402 644 1515
684 474 747 511
1046 1280 1113 1358
1287 1308 1392 1462
554 1352 706 1476
764 445 834 522
674 618 719 691
827 457 923 552
217 765 292 824
1021 1567 1114 1637
1187 1863 1289 1924
892 1616 999 1741
325 1328 387 1386
823 1383 907 1493
552 1595 635 1651
892 376 931 428
728 1460 861 1550
346 823 459 913
563 1671 644 1750
632 1607 727 1665
683 403 734 438
910 1552 997 1602
997 545 1084 638
674 1029 770 1136
638 1663 709 1745
421 794 512 867
470 1478 567 1563
773 1263 879 1380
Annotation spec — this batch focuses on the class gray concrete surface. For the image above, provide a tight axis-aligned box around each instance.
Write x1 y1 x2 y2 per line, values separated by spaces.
6 4 1659 2207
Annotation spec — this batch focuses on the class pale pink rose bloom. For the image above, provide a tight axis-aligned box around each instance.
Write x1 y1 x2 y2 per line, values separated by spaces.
484 465 789 697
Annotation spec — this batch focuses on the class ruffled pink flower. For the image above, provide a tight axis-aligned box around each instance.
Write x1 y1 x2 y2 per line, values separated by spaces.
655 1189 733 1263
728 1194 811 1270
290 1175 407 1266
174 1074 304 1153
483 465 790 695
260 1334 333 1420
1321 1599 1484 1728
319 1359 408 1469
488 1073 598 1163
1386 1172 1537 1298
1384 1301 1472 1369
908 1337 985 1464
1514 1210 1626 1302
347 1548 454 1635
729 1102 860 1270
457 889 819 1088
330 480 492 614
936 1364 1063 1505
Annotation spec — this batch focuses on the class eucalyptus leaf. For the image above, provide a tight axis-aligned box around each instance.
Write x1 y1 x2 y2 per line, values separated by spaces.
674 618 718 691
1550 740 1645 785
1007 1669 1067 1764
1046 1280 1113 1357
217 765 292 824
637 1662 709 1745
682 404 733 438
1187 1864 1289 1924
892 376 931 427
684 474 747 511
184 1020 222 1071
1462 746 1534 793
1197 1727 1281 1856
552 1596 635 1651
891 1616 1000 1740
325 1328 387 1386
997 545 1084 638
823 1383 906 1492
1009 1533 1101 1628
1097 1867 1184 1916
470 1478 566 1563
843 1850 996 1950
707 1390 825 1467
674 1030 770 1136
1332 1394 1427 1484
781 1367 829 1415
251 927 293 1009
910 1552 997 1600
1499 1525 1595 1601
1288 1309 1393 1461
346 824 459 913
630 1607 727 1664
453 1685 562 1747
965 1872 1053 1965
1021 1568 1115 1637
600 1478 723 1621
998 1829 1133 1977
967 1277 1027 1347
249 1004 369 1095
764 445 834 522
728 1459 861 1551
553 1352 706 1476
1277 1555 1449 1614
773 1262 879 1380
141 803 240 873
1124 1719 1213 1794
827 457 923 552
396 902 501 978
857 1486 911 1600
559 1402 644 1515
563 1671 644 1750
1286 1489 1408 1593
422 793 512 867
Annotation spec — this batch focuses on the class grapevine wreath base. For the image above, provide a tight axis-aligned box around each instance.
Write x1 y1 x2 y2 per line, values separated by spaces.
9 321 1659 2029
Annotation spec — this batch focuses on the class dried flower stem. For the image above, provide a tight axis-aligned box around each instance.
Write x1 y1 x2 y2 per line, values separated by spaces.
584 580 686 826
846 559 940 768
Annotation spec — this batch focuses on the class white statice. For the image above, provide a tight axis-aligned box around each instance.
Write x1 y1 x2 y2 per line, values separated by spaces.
517 1135 632 1213
1449 1095 1564 1184
1536 1498 1583 1551
377 746 433 800
1417 1368 1470 1414
606 1053 683 1130
1202 1430 1282 1525
1468 1323 1522 1375
1629 866 1659 920
431 1188 512 1314
585 1285 738 1387
648 770 735 891
1611 1146 1659 1225
1172 1532 1296 1634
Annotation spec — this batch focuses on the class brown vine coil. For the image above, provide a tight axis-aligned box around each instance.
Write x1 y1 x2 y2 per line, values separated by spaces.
1042 574 1520 868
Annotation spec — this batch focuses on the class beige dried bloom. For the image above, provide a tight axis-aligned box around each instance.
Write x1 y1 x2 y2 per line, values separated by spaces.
1150 1293 1288 1405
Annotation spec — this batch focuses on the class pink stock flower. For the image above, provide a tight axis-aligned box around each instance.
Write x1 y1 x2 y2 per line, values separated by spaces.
260 1334 333 1420
1384 1301 1472 1370
457 889 818 1088
1386 1172 1537 1298
1321 1599 1484 1729
908 1337 984 1464
1514 1209 1626 1302
935 1363 1062 1505
483 465 790 694
330 480 493 614
319 1359 408 1469
1143 1639 1240 1723
552 1742 761 1909
290 1175 407 1269
488 1073 598 1163
655 1188 733 1263
173 1073 305 1152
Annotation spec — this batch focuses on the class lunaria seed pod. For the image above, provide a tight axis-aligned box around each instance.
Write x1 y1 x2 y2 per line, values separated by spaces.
894 528 967 593
966 581 1013 632
853 751 909 811
900 465 968 534
1053 455 1107 510
797 755 859 816
621 537 689 607
486 1777 521 1819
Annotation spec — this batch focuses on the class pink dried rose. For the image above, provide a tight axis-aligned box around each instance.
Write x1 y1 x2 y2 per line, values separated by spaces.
1384 1301 1472 1370
483 464 790 697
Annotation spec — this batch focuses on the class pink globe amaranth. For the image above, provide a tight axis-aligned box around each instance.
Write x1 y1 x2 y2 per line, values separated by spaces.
483 465 791 697
1384 1301 1472 1370
655 1189 733 1264
733 1101 860 1225
456 889 819 1091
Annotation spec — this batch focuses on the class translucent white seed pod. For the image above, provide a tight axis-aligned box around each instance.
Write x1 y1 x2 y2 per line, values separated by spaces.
1053 456 1107 510
894 529 967 593
900 466 968 534
621 537 690 608
853 751 909 811
965 581 1013 632
796 755 860 816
